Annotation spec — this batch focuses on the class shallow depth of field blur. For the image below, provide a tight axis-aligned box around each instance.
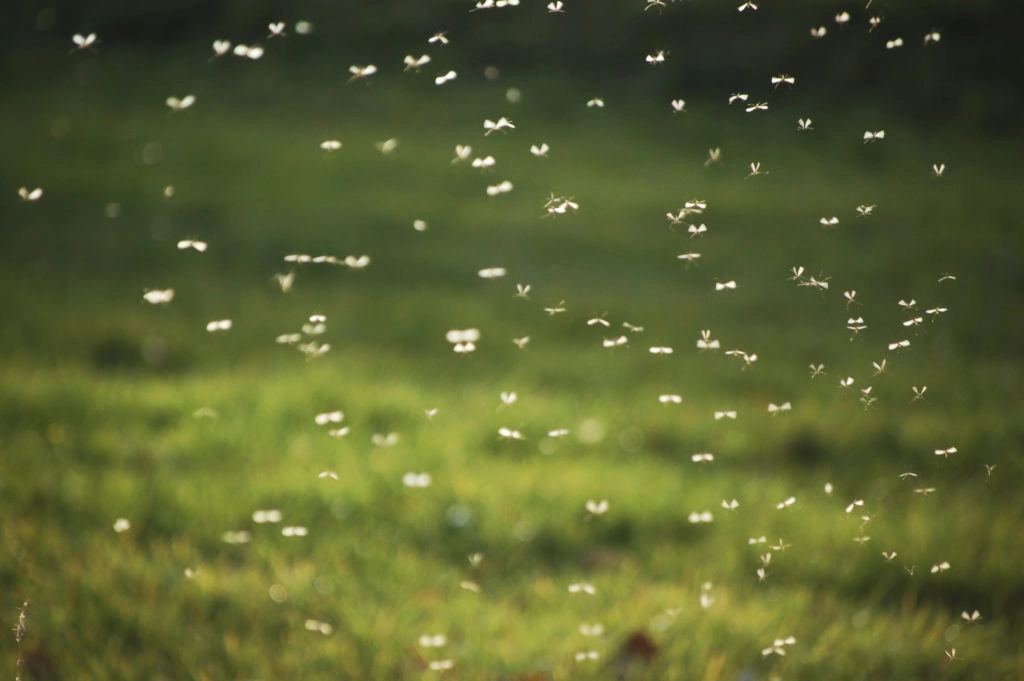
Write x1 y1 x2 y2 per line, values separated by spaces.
2 1 1024 679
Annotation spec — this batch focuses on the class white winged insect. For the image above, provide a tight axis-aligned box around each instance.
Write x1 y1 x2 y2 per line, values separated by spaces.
402 472 432 488
697 330 720 351
547 1 565 11
797 118 814 130
729 93 749 105
585 499 609 515
646 50 666 65
934 446 958 458
649 346 673 355
435 70 457 85
911 385 927 402
452 144 472 162
602 336 628 348
544 300 566 315
512 336 530 349
211 40 231 59
671 99 686 113
856 204 876 216
835 11 850 24
658 394 682 404
771 74 795 88
232 44 264 59
737 1 758 11
478 267 507 280
314 410 344 426
688 511 714 523
143 288 174 305
568 582 596 594
692 453 714 462
820 216 839 227
176 239 207 252
268 22 287 38
888 339 911 351
586 97 604 108
71 33 98 52
810 26 828 38
18 187 43 201
530 143 550 157
931 561 950 573
722 499 739 510
403 54 431 71
863 130 886 143
688 223 707 238
924 30 942 44
745 102 769 113
206 319 232 332
483 117 515 135
745 162 766 177
486 180 514 196
932 163 946 178
762 637 797 657
768 402 791 414
885 37 904 49
429 31 449 45
705 147 721 166
320 139 342 151
677 252 701 265
166 95 196 111
715 280 737 291
714 410 737 421
347 64 377 83
446 328 480 353
498 427 524 440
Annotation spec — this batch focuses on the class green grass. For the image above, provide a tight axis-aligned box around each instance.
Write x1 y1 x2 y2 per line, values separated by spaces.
2 39 1024 681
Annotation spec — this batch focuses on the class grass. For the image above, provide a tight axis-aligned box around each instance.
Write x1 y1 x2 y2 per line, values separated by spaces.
2 27 1024 681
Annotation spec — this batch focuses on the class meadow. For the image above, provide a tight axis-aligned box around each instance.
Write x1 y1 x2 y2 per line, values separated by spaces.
2 4 1024 680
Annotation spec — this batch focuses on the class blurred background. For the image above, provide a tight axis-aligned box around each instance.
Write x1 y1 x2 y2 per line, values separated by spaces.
2 1 1023 680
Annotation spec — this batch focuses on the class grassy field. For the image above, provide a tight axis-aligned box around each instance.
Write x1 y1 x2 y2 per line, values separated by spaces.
2 15 1024 681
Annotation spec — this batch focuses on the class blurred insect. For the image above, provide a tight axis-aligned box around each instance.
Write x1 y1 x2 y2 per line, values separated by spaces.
574 651 599 662
705 148 721 166
402 472 432 488
446 328 480 353
344 255 370 269
856 204 876 216
688 511 714 523
938 273 957 282
484 117 515 135
882 551 897 562
872 359 887 375
840 376 855 388
252 509 282 523
835 11 850 24
233 44 264 59
500 391 517 406
745 161 765 177
985 464 997 477
282 526 308 537
268 22 286 38
320 140 342 151
692 453 714 462
809 363 825 377
547 1 565 11
586 98 605 108
649 346 673 354
206 319 232 332
768 402 791 414
512 336 530 349
486 180 514 196
885 37 904 49
435 70 457 85
585 499 609 515
371 433 399 448
587 316 610 327
931 561 951 573
925 306 948 317
924 30 942 44
898 298 917 310
530 143 550 157
903 316 924 327
810 26 827 38
863 130 885 143
498 427 524 440
671 99 687 113
658 394 682 404
429 31 449 45
869 16 883 31
274 272 295 293
318 471 339 480
847 317 867 335
844 290 859 308
18 187 43 201
579 623 604 637
166 95 196 111
315 411 344 426
688 223 707 238
143 288 174 305
715 280 737 291
762 637 796 657
729 93 749 104
478 267 506 280
418 634 447 648
403 54 431 71
646 50 666 64
548 428 569 438
544 300 567 315
452 144 472 162
347 64 377 83
820 216 839 227
645 0 666 10
714 410 737 420
934 446 958 458
776 496 796 509
932 163 946 177
888 339 911 351
71 33 98 52
853 536 871 544
745 102 769 113
911 385 927 402
677 252 701 264
546 197 579 215
697 330 720 350
375 138 398 154
771 74 795 88
722 499 739 510
211 40 231 59
515 283 531 298
737 1 758 11
413 219 428 232
797 118 814 130
914 487 936 495
603 336 628 348
898 471 918 479
726 349 757 365
568 582 596 594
